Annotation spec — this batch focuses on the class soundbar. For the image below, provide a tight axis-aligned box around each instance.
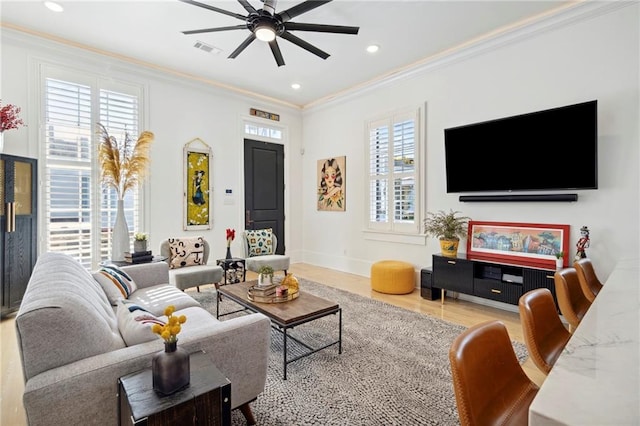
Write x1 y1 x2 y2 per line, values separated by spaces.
459 194 578 202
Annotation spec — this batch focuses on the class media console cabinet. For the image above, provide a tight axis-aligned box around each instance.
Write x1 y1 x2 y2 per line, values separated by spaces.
425 254 559 307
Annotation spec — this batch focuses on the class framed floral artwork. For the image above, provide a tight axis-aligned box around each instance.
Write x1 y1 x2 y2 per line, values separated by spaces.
183 138 212 230
317 156 346 211
466 221 570 269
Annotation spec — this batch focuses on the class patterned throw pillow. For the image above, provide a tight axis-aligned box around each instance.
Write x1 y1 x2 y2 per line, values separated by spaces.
246 228 274 257
93 264 138 304
168 236 206 269
116 300 165 346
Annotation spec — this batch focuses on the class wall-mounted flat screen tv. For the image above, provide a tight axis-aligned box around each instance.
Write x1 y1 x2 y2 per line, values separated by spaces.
444 100 598 193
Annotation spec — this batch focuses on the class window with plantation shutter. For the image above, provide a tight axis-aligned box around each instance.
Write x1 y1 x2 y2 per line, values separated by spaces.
367 108 421 234
42 66 143 269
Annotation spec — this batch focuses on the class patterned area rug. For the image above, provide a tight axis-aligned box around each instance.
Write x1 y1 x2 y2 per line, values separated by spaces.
190 279 528 425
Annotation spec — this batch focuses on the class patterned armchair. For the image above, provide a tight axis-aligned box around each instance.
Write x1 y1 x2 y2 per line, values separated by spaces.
160 236 223 291
242 229 290 275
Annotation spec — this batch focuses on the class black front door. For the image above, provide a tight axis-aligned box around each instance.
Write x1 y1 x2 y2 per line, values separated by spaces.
243 139 285 254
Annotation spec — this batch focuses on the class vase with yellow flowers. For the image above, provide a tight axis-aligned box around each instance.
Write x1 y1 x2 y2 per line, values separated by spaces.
97 123 154 261
151 305 190 396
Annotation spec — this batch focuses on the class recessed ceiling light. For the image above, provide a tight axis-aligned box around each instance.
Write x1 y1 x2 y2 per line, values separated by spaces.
44 1 64 12
291 83 301 90
366 44 380 54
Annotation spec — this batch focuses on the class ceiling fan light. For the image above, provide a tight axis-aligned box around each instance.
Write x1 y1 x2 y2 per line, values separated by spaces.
255 26 276 42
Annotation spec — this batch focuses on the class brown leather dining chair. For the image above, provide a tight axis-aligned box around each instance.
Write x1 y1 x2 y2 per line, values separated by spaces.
574 258 604 303
449 320 539 426
554 268 592 331
519 288 571 375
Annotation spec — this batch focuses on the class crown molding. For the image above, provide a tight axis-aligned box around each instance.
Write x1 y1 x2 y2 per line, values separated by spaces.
302 0 632 112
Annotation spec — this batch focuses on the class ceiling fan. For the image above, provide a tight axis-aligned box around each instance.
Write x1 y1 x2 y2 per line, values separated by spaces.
179 0 359 67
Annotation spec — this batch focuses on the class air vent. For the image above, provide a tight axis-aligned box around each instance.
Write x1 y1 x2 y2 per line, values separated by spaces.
193 41 221 55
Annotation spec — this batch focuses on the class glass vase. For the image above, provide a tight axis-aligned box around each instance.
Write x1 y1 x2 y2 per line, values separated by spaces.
152 341 190 396
226 246 232 260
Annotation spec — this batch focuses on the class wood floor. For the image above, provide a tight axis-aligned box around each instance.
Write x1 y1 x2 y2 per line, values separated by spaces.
0 263 547 425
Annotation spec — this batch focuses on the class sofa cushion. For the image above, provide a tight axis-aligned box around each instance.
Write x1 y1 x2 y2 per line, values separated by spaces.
168 236 206 269
246 228 274 256
116 300 165 346
93 265 138 304
127 284 202 317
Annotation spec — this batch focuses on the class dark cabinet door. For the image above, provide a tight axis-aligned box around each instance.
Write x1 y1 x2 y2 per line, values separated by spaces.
523 268 559 309
1 154 37 316
432 255 474 295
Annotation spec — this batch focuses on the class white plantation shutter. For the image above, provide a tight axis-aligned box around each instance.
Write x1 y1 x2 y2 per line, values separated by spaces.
42 67 143 269
99 89 141 263
367 108 421 233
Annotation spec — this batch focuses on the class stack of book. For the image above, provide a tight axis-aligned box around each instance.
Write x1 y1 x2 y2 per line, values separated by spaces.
124 250 154 264
249 283 277 297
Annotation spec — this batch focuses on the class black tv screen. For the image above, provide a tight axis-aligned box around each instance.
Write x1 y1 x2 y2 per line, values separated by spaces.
444 100 598 193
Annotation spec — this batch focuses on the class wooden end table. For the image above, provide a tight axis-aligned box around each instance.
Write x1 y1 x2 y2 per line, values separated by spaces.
118 351 231 425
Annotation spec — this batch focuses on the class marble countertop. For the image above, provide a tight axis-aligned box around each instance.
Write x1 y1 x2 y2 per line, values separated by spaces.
529 257 640 425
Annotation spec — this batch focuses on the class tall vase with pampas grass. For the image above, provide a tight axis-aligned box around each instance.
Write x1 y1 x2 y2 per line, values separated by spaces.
97 123 154 261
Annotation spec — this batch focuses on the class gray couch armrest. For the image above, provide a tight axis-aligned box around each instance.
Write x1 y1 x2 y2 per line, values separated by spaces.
22 312 271 426
120 261 170 289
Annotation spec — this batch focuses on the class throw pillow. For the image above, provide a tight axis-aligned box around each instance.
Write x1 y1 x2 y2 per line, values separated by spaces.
116 300 165 346
93 264 138 304
246 228 274 257
168 236 207 269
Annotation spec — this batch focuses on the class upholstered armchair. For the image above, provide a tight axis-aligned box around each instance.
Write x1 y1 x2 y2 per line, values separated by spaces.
242 229 290 275
160 236 223 291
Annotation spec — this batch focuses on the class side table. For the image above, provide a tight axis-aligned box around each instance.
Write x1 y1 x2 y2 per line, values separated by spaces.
101 255 168 267
216 258 246 284
118 351 231 426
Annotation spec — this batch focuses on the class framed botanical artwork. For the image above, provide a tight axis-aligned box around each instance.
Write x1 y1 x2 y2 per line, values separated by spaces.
183 138 212 230
466 221 570 269
317 156 346 211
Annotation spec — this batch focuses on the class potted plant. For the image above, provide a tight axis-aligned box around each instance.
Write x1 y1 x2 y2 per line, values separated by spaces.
257 265 274 287
554 251 564 270
423 209 471 257
133 232 148 253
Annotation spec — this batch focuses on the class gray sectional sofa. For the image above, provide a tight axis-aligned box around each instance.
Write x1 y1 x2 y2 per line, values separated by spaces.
15 252 270 425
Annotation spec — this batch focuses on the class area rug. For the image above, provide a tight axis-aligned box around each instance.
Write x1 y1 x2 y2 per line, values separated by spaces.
190 279 528 425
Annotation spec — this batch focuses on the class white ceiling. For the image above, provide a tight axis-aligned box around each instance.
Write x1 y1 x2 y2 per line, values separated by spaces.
1 0 573 108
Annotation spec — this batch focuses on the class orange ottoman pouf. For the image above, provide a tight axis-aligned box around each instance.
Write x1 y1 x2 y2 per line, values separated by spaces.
371 260 415 294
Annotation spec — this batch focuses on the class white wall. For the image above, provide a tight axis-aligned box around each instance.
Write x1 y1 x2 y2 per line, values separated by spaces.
0 30 304 262
301 3 639 280
1 3 638 287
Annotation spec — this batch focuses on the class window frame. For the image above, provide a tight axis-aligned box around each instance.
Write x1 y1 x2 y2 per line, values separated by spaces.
39 63 147 270
365 106 424 237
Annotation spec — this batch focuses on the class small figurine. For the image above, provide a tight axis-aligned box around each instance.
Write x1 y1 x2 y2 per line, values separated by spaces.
574 225 590 261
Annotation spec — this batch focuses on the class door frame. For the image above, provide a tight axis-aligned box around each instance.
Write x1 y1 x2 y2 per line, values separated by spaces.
239 117 289 253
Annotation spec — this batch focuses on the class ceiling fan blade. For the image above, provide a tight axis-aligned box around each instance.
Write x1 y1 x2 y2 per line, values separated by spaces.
268 40 286 67
237 0 257 14
284 22 359 35
178 0 247 21
278 0 332 23
229 34 257 59
182 25 247 35
280 30 330 60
